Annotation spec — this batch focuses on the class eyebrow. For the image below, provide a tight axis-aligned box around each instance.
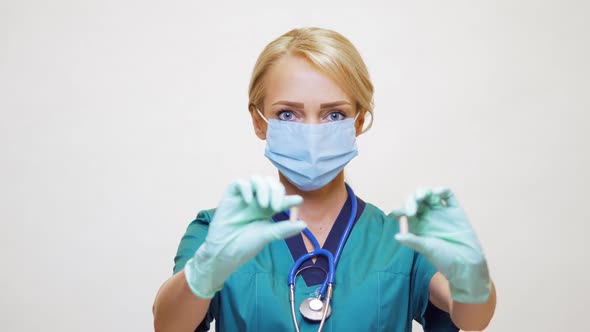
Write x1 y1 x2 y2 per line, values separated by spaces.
271 100 351 108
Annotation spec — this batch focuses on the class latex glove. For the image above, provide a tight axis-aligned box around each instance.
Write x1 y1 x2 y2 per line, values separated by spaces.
185 176 307 299
393 188 491 303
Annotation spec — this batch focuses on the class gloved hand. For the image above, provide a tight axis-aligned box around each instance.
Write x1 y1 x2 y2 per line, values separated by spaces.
393 188 491 303
184 176 307 299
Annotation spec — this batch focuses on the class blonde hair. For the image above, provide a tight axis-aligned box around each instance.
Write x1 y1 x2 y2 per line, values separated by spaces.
248 27 374 133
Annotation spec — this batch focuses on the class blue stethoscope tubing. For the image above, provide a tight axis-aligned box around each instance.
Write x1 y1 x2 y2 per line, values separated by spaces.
285 183 358 331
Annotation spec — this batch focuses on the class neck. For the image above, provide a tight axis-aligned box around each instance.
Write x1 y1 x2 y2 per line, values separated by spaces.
279 172 348 226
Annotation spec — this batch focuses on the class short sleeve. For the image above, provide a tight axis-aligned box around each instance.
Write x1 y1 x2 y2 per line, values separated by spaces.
411 252 458 332
172 209 220 332
173 209 215 274
411 252 437 324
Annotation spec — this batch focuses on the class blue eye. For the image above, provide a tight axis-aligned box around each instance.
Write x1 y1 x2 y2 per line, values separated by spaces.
327 111 345 121
277 110 296 121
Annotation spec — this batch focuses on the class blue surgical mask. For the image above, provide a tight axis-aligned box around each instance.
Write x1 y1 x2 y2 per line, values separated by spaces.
257 109 359 191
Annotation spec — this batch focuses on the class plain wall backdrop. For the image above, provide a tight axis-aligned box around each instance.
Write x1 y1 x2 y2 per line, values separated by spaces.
1 0 588 331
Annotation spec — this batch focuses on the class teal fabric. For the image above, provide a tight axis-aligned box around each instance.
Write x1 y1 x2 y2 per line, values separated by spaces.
174 204 452 331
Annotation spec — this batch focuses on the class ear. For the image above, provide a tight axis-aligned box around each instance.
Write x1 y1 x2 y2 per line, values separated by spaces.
355 109 367 136
249 105 267 140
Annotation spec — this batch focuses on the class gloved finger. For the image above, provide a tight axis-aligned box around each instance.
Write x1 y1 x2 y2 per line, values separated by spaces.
414 188 430 202
437 189 459 207
263 219 307 241
267 176 286 212
251 175 270 208
390 209 406 219
416 188 438 211
432 187 451 196
425 188 449 207
234 179 253 204
427 187 457 207
394 233 431 254
425 193 440 206
403 193 419 216
277 194 303 211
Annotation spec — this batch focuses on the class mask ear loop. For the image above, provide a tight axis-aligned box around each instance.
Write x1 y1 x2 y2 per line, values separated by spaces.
255 108 269 124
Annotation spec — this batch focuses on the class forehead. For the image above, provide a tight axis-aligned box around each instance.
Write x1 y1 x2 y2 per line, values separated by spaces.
264 55 351 104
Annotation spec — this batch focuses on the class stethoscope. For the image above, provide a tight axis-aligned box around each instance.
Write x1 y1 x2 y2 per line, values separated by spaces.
284 183 358 332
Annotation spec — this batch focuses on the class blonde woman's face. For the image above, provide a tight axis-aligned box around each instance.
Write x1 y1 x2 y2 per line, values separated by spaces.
252 55 364 139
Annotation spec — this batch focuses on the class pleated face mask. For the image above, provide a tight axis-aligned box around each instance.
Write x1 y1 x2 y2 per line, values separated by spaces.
257 109 359 191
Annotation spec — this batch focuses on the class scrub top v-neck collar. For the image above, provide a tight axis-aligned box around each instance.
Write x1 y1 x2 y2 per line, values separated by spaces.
272 192 366 287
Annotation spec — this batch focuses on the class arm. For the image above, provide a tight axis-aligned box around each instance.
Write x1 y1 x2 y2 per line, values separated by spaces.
430 272 496 331
153 176 306 332
153 270 211 332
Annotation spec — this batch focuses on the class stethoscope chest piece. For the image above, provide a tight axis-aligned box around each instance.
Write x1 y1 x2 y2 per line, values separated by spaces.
300 297 332 321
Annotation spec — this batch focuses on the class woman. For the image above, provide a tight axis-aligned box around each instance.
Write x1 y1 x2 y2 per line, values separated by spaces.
153 27 496 332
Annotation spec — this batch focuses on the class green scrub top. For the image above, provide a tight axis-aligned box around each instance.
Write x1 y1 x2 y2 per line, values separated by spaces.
173 195 458 332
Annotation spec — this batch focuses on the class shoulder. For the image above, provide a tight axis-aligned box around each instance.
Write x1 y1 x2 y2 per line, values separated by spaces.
358 201 398 227
193 208 217 225
172 208 216 274
179 208 217 240
180 208 217 236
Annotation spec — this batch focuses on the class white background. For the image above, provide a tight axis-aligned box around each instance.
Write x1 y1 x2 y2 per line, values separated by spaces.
1 1 588 331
